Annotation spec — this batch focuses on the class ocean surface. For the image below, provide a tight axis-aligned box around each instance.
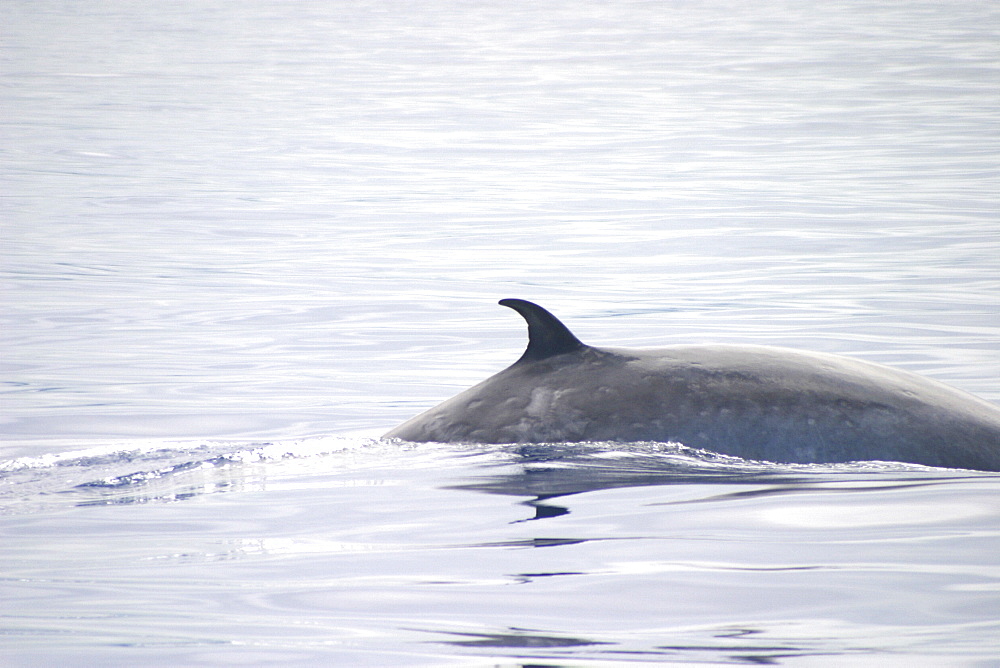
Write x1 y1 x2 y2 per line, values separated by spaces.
3 1 999 665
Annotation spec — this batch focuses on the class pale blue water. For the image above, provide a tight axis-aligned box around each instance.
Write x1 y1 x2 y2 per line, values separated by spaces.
3 0 999 665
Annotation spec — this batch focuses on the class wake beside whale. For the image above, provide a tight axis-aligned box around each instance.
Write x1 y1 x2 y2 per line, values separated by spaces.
385 299 1000 471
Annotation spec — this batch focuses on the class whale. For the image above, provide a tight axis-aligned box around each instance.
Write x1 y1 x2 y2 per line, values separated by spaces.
385 299 1000 471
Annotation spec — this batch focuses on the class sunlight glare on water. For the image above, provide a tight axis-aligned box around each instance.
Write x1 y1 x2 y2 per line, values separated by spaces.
760 499 995 529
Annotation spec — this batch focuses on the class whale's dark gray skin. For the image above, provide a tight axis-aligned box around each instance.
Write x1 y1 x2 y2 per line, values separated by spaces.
385 299 1000 471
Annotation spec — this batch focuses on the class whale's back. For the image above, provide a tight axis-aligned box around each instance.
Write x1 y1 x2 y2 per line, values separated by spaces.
385 300 1000 471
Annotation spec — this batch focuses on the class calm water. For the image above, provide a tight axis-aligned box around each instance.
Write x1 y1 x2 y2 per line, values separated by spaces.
3 0 999 665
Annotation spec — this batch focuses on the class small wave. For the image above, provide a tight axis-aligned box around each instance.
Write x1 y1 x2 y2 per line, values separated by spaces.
2 436 985 514
0 436 381 512
444 440 991 504
0 436 374 474
502 440 948 475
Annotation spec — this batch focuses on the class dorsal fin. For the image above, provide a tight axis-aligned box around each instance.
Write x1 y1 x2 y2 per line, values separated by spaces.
499 298 587 363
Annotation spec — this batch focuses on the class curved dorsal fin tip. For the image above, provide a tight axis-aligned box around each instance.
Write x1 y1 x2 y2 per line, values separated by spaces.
499 298 587 362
